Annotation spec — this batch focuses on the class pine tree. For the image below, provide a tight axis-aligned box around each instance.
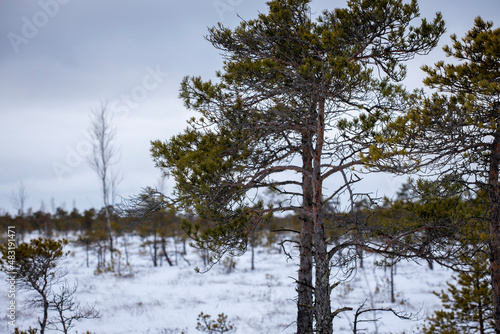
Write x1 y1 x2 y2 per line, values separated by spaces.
0 238 99 334
393 17 500 332
0 238 69 334
422 252 494 334
151 1 444 332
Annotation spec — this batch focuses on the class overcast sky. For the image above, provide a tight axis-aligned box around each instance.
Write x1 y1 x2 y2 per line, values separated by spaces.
1 0 499 215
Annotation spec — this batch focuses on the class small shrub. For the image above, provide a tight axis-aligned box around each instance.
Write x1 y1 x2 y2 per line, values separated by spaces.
196 312 236 334
13 328 39 334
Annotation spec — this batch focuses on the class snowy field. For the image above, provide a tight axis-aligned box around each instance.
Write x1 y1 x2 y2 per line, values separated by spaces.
0 233 453 334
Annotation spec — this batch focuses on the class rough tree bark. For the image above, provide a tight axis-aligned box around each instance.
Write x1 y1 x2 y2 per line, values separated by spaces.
490 133 500 333
312 98 333 333
297 131 314 334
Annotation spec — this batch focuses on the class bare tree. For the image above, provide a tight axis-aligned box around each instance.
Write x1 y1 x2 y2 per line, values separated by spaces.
48 281 100 334
87 102 121 261
352 301 413 334
10 180 28 217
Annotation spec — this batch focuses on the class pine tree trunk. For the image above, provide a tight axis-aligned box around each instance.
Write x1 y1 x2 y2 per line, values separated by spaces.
357 248 363 269
297 131 314 334
161 237 173 266
153 230 158 267
85 242 90 268
298 217 314 333
174 237 179 266
476 277 485 334
489 133 500 334
40 297 49 334
124 234 129 264
390 260 395 303
251 238 255 271
313 99 333 334
314 221 332 334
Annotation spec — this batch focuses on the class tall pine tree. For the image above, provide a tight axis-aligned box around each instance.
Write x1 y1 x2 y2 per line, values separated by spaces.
151 1 444 332
395 17 500 332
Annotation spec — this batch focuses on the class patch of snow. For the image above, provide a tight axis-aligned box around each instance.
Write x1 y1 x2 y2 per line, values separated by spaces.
0 234 452 333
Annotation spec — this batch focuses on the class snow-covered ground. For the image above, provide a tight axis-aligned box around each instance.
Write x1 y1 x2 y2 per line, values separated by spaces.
0 234 452 333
